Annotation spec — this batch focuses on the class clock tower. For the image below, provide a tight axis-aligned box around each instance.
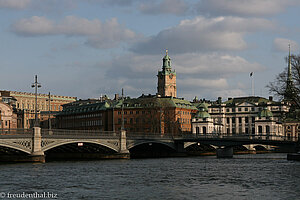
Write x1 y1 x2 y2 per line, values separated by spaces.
157 50 177 97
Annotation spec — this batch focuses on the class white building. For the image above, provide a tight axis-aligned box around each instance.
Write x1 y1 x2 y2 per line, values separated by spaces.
192 96 289 138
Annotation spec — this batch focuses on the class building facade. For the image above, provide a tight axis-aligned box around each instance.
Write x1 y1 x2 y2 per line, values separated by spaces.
113 95 197 134
157 50 177 98
192 96 290 138
56 100 112 131
0 102 17 129
0 90 77 128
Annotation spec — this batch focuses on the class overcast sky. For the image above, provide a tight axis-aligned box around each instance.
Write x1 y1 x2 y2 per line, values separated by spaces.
1 0 299 101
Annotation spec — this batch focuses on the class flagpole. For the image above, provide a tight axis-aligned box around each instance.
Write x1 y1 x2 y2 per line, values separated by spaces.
250 72 254 96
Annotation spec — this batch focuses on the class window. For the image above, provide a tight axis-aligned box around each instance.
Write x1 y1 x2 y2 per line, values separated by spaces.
196 127 200 134
226 108 230 112
227 118 230 124
203 127 207 134
130 111 133 114
239 117 242 123
258 126 263 134
232 108 235 112
252 117 255 123
136 111 139 114
232 117 236 123
251 107 255 111
245 117 249 123
238 108 242 112
245 107 248 111
266 125 270 134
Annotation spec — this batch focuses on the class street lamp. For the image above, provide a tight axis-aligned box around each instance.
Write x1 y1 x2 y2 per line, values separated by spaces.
31 75 41 127
121 88 124 131
46 92 53 130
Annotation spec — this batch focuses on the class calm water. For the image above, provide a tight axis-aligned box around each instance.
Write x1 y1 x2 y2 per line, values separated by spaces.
0 154 300 200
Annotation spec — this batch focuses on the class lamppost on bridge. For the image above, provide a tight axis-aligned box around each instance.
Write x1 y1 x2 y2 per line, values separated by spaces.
31 75 41 127
46 92 53 130
121 88 125 131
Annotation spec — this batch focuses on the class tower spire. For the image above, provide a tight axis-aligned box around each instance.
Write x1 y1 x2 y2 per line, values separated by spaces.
288 44 292 82
285 44 294 100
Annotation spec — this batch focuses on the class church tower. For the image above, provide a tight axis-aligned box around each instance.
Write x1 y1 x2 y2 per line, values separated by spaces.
284 44 294 100
157 50 177 97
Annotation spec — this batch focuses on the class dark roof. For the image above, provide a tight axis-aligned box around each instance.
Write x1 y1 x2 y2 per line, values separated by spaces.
57 101 110 115
223 96 277 106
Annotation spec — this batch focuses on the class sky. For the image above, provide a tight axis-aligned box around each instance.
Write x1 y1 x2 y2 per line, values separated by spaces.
1 0 300 101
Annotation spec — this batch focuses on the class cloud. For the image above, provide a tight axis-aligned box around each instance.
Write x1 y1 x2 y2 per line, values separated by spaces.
174 53 264 78
85 0 136 7
139 0 189 15
102 52 265 99
11 16 137 49
131 16 275 54
0 0 31 9
196 0 300 17
272 38 299 52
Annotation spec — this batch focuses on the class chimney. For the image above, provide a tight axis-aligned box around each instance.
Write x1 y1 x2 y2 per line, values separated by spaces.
269 96 273 101
114 94 119 100
217 97 222 104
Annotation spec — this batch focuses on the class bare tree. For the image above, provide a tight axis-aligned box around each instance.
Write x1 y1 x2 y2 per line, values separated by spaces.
267 54 300 109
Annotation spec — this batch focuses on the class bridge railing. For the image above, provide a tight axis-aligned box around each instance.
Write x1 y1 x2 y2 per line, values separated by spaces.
41 129 120 139
180 133 298 142
126 132 176 140
0 128 33 136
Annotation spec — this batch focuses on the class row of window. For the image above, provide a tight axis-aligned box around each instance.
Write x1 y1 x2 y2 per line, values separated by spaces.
61 120 103 128
17 103 61 111
225 117 255 124
62 113 103 120
210 107 279 113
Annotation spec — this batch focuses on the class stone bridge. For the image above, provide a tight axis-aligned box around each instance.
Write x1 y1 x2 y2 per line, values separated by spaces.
0 128 298 161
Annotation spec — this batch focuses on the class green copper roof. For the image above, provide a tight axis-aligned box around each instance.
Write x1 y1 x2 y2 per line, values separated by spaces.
195 107 210 119
258 107 273 118
114 96 197 110
197 102 209 111
223 96 275 105
58 101 111 115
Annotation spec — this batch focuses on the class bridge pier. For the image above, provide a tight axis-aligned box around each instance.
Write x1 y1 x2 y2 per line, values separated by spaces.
31 127 45 163
216 147 233 158
119 130 130 158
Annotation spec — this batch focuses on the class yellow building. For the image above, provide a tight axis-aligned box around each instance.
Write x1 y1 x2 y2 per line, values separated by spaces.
0 90 77 128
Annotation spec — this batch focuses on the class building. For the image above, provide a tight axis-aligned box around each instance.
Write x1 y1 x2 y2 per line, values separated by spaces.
113 94 197 134
0 90 77 128
192 96 289 137
0 102 17 129
157 50 177 98
56 99 112 131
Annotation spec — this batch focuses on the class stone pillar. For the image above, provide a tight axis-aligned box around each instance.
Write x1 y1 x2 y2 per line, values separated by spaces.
119 130 129 154
175 141 186 153
31 127 45 162
216 146 233 158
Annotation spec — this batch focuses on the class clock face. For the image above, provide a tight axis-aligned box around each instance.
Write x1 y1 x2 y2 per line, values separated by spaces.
169 74 173 79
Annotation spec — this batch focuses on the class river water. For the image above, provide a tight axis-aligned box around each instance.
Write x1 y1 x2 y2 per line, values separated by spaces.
0 153 300 200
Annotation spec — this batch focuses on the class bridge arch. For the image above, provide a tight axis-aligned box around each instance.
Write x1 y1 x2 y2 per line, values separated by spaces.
0 143 31 154
42 140 119 153
127 140 176 150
